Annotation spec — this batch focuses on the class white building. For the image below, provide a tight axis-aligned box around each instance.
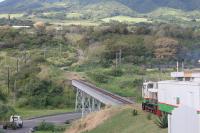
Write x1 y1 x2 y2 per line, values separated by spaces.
12 26 31 29
158 71 200 133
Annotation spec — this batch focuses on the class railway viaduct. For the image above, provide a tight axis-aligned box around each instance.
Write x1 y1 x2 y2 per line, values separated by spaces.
72 80 134 116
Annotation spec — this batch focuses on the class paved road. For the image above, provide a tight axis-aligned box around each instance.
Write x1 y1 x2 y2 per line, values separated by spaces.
1 112 81 133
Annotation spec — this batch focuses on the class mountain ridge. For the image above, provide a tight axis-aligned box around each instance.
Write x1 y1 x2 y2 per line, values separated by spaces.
0 0 200 14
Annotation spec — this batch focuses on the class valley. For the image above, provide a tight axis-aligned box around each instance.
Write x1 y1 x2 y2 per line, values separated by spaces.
0 0 200 133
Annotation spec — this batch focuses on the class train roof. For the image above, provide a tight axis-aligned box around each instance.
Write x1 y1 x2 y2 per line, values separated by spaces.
158 80 200 86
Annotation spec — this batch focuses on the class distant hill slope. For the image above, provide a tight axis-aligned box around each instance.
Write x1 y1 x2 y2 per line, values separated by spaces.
0 0 200 14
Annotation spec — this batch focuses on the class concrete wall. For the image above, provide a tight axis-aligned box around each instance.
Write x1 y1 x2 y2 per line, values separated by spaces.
158 82 200 111
169 106 199 133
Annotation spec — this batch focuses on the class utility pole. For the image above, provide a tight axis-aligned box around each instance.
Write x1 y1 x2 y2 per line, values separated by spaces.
182 59 184 71
115 49 122 68
7 66 10 94
56 27 63 58
8 14 11 26
177 61 179 72
59 43 62 57
116 52 118 68
43 47 46 59
16 58 19 72
13 80 16 105
119 49 122 66
24 50 28 64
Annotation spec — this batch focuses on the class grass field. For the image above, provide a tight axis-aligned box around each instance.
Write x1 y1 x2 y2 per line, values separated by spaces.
102 16 151 23
52 20 99 26
33 15 151 26
15 108 74 119
85 108 167 133
66 13 83 19
0 13 24 18
85 66 170 100
32 17 100 26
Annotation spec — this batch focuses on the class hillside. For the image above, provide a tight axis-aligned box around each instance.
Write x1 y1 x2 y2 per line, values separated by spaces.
66 106 167 133
1 0 200 14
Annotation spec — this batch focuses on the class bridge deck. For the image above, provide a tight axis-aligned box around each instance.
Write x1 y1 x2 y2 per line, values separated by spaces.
72 80 134 106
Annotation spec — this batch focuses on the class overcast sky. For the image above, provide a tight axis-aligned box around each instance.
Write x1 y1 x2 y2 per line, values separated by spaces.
0 0 4 2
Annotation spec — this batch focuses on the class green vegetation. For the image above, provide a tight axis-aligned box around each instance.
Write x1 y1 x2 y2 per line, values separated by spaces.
0 104 15 122
132 109 138 116
102 16 150 23
0 1 200 133
35 121 66 133
155 113 168 129
36 121 55 131
0 17 199 120
15 108 73 119
0 13 24 19
85 109 167 133
84 67 170 100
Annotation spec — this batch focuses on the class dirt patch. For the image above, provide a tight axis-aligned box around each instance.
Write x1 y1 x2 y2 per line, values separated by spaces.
64 72 84 80
66 106 131 133
37 65 50 80
72 49 85 66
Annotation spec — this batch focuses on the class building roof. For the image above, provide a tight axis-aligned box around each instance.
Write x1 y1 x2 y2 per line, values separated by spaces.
171 71 200 78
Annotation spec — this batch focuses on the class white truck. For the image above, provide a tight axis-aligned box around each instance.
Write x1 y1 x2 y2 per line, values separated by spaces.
3 115 23 130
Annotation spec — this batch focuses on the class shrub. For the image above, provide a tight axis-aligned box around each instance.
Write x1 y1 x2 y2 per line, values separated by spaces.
54 125 66 131
87 71 111 83
107 68 123 77
32 56 46 63
47 96 65 108
29 96 47 108
23 79 65 108
16 98 28 108
132 109 138 116
36 121 55 131
132 66 146 75
155 113 168 128
132 78 143 87
0 90 7 102
0 104 15 121
147 113 152 120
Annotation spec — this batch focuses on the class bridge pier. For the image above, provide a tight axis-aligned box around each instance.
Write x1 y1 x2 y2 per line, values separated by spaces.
72 80 134 117
75 88 101 117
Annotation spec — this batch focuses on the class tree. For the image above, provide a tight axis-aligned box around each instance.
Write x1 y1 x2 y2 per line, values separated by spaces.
0 104 15 122
154 37 180 60
34 21 46 35
0 90 14 122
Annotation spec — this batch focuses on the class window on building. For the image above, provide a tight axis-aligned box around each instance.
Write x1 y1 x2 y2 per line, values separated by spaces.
176 97 180 104
147 84 153 89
